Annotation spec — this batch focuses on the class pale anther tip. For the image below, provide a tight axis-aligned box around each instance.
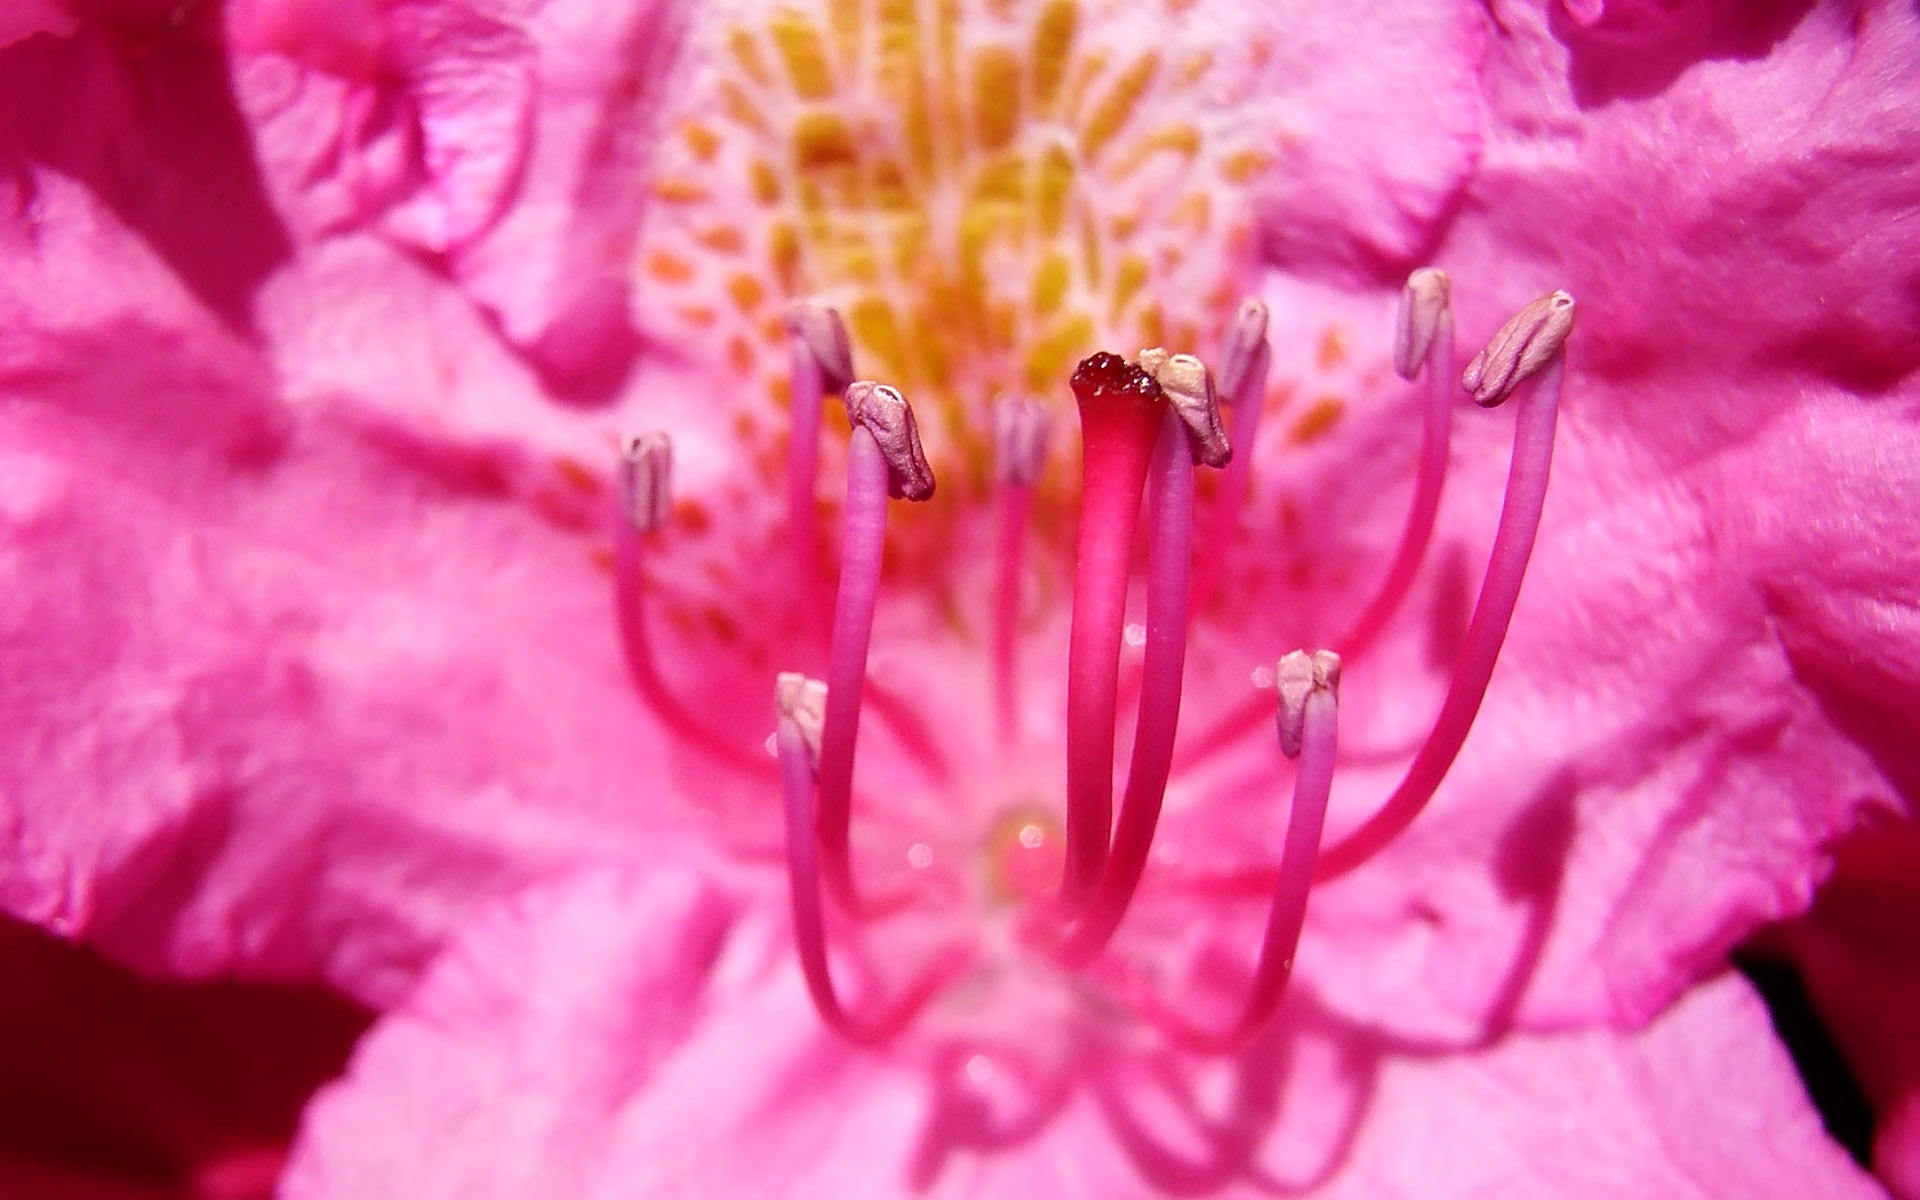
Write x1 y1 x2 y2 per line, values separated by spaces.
843 380 937 501
1275 649 1341 759
1218 298 1272 408
1462 289 1576 407
618 431 672 533
1393 268 1452 381
1139 348 1232 468
775 672 829 769
993 396 1051 487
785 300 855 393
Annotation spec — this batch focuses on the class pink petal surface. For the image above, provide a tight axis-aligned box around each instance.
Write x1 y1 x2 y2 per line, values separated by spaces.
285 866 1881 1198
0 159 754 1008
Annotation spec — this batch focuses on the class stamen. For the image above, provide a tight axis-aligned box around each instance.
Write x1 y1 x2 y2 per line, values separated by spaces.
1461 290 1575 408
815 385 936 908
1063 352 1167 903
1059 406 1200 965
783 301 853 647
1138 349 1231 468
775 671 828 768
1338 268 1457 659
1315 292 1574 881
1135 650 1341 1053
993 397 1050 741
1193 298 1271 616
613 434 774 777
778 705 954 1044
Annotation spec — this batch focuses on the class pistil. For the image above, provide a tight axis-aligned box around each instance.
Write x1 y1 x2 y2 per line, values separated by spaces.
1062 354 1225 963
1063 353 1168 904
1315 291 1574 881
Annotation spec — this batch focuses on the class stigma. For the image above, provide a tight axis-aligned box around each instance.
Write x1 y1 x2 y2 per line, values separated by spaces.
610 275 1576 1056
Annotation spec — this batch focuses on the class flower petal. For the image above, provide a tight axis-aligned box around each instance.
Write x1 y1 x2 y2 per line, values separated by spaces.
284 866 1877 1198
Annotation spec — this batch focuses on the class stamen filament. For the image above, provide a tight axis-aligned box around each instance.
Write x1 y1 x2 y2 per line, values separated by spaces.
614 437 774 778
1336 305 1456 659
994 477 1036 742
1060 409 1196 964
785 330 829 648
1064 354 1167 903
1193 300 1272 614
1137 652 1340 1053
992 398 1049 743
780 717 952 1043
1314 354 1565 881
814 426 891 908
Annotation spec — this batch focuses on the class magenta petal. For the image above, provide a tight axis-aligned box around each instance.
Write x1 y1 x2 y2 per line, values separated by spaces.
284 867 1877 1198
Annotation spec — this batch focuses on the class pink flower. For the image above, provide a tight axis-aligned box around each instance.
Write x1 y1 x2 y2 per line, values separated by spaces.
1 0 1916 1195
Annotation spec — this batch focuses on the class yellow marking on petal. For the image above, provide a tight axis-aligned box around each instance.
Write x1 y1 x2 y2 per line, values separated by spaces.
770 9 835 99
971 45 1023 152
1290 397 1346 444
651 178 711 204
728 334 756 373
1221 148 1269 182
648 250 697 284
750 158 782 205
696 225 746 254
828 0 864 75
721 81 774 135
728 273 766 314
769 221 801 292
848 296 910 378
1080 53 1159 162
1179 49 1212 84
728 28 773 86
1109 124 1200 182
1034 142 1074 238
1030 250 1071 317
1171 190 1210 232
1317 326 1348 369
681 121 722 161
1110 252 1149 323
1029 0 1078 114
1023 311 1095 393
793 111 859 171
875 0 936 180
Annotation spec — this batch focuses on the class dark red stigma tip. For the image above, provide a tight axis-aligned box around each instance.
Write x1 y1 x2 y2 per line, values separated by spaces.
1070 352 1165 410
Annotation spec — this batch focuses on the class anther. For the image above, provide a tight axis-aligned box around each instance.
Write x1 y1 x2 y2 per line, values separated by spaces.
1393 268 1452 381
1216 298 1271 408
842 381 936 501
617 432 672 533
1276 649 1341 759
1462 290 1576 407
1317 293 1572 881
785 300 855 396
1139 348 1231 468
776 672 828 770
